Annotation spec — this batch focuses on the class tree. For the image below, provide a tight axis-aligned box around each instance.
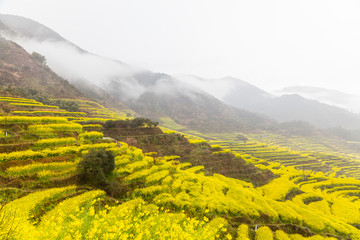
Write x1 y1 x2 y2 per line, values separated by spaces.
77 148 115 188
31 52 47 65
236 134 248 143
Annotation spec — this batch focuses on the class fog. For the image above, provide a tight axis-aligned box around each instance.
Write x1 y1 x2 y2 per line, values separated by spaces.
175 75 239 101
4 36 137 84
0 32 206 101
277 86 360 114
2 0 360 97
1 33 149 99
1 0 360 113
3 30 360 113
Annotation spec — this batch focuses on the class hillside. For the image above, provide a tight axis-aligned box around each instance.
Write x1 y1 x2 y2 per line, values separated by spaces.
2 14 360 134
2 12 360 240
0 14 65 41
1 96 360 239
0 14 275 133
122 74 274 132
0 13 85 52
176 75 273 110
0 36 83 99
0 35 134 117
100 126 274 187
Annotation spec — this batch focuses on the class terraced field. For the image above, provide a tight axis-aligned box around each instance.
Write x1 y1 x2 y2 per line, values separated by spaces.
59 98 133 121
2 97 360 239
256 162 360 235
249 131 360 156
192 132 360 180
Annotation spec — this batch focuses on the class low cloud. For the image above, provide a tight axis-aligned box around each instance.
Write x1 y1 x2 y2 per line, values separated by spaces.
0 33 162 100
0 33 210 101
3 34 137 83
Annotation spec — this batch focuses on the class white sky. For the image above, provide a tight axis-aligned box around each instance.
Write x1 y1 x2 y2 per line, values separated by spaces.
1 0 360 94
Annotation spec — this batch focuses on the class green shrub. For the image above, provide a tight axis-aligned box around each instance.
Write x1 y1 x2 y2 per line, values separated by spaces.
77 148 115 188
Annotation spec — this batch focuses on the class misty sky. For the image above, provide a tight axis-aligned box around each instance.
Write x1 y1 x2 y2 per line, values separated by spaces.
1 0 360 94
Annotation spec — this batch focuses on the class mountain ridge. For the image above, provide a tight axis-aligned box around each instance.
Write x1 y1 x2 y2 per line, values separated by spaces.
279 85 360 113
182 75 360 130
2 13 360 133
0 14 276 133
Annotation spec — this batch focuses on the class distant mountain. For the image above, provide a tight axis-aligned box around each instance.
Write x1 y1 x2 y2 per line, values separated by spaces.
279 86 360 114
115 72 274 132
0 17 16 35
3 12 359 132
256 94 360 129
184 76 360 130
176 75 273 109
0 14 275 133
0 13 86 53
0 14 65 41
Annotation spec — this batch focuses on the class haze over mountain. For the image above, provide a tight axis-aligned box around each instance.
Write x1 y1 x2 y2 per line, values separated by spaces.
2 13 360 132
176 75 274 109
0 36 83 99
0 14 65 41
278 86 360 114
0 14 275 133
178 75 360 130
255 94 360 130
